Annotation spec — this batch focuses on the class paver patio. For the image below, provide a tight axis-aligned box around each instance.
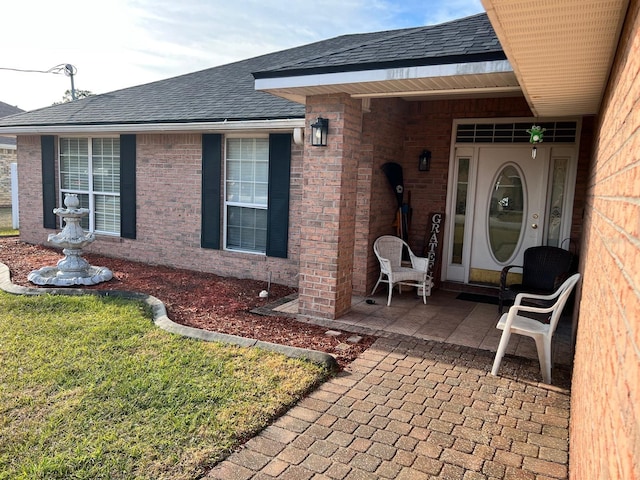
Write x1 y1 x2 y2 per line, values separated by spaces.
207 335 571 479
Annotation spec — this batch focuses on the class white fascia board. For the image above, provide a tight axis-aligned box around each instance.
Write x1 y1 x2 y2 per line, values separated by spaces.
0 118 305 136
255 60 513 91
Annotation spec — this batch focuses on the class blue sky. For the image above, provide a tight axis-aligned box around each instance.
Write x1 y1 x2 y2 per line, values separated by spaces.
1 0 484 111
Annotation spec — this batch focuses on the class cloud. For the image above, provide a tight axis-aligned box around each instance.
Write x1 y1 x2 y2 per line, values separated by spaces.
123 0 483 74
0 0 484 111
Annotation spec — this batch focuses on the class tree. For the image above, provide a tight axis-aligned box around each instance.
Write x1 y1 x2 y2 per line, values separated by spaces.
53 89 93 105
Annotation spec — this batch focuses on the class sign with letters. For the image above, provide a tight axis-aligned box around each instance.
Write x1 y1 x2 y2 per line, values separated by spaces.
425 212 445 284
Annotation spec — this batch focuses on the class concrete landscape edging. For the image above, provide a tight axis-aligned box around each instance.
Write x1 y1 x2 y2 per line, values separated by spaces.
0 262 338 370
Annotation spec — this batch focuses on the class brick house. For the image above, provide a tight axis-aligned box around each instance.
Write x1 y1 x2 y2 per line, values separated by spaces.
0 1 637 477
0 101 23 207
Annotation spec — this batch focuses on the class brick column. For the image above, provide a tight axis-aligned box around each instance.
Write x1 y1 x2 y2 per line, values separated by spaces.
298 94 362 319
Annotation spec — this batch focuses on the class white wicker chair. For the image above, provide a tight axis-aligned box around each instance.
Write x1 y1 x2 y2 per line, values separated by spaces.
371 235 433 306
491 273 581 384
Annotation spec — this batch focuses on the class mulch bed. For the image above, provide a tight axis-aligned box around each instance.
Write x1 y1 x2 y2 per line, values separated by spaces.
0 237 376 369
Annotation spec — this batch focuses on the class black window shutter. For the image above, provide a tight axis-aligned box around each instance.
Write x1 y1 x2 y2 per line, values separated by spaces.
120 134 137 239
201 134 222 249
266 133 292 258
41 135 57 229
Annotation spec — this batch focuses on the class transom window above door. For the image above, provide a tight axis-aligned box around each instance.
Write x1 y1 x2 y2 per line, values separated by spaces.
455 122 577 144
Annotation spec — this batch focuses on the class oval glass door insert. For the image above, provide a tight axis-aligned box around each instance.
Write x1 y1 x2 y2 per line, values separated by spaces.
488 164 524 262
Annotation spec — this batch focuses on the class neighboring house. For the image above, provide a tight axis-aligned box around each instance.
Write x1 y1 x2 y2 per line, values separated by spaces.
0 101 23 207
0 1 637 478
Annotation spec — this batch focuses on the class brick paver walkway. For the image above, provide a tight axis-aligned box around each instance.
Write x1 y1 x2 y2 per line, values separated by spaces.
206 337 571 479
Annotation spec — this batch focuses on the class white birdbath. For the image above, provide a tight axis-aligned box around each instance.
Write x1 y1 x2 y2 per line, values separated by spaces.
28 194 113 286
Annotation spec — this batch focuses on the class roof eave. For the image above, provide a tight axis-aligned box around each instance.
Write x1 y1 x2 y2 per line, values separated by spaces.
0 118 305 136
482 0 629 117
252 51 508 79
255 59 521 102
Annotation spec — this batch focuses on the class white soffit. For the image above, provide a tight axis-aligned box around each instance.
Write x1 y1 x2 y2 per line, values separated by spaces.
255 60 521 103
482 0 629 117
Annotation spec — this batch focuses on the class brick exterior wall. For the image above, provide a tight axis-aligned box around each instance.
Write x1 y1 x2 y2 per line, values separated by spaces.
0 147 16 207
298 94 362 319
354 98 408 295
354 96 591 296
16 133 302 288
570 1 640 478
15 136 44 240
14 100 592 324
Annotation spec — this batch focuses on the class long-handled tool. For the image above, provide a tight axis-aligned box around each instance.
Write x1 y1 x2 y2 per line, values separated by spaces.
381 162 410 241
381 162 404 206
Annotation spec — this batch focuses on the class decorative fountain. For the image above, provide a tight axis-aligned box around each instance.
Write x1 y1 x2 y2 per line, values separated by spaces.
28 194 113 286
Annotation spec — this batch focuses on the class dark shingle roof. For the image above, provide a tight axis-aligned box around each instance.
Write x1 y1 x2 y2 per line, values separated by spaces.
0 101 23 118
0 13 500 129
254 13 502 78
0 102 23 145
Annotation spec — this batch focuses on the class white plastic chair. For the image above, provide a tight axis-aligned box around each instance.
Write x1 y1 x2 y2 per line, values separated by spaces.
371 235 433 306
491 273 581 384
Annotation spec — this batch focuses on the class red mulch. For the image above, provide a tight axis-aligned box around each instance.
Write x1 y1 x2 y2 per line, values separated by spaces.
0 237 376 369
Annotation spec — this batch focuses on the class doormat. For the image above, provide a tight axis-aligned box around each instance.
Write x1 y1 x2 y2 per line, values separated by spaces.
456 292 500 305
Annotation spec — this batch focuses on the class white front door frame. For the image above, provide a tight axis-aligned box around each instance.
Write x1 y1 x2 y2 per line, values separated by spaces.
442 117 580 285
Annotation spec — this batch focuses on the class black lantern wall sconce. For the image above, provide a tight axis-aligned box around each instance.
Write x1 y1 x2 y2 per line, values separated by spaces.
418 149 431 171
310 117 329 146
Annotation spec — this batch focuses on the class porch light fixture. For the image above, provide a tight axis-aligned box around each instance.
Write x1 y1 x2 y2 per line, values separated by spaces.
418 150 431 171
310 117 329 146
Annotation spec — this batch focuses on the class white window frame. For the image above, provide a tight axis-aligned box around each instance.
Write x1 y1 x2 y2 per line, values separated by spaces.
58 136 121 236
223 135 269 254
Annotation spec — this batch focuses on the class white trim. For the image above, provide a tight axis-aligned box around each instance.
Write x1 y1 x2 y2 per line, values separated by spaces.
255 60 514 91
223 137 269 255
453 116 582 128
351 86 522 99
443 147 477 284
0 118 305 136
58 136 121 235
10 163 19 229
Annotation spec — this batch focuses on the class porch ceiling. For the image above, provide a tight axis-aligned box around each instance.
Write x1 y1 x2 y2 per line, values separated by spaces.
482 0 629 117
255 61 521 104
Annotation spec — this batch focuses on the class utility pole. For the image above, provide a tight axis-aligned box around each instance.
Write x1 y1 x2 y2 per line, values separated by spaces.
64 64 77 100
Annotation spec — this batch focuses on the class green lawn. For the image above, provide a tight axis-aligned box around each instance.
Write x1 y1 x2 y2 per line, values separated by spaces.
0 292 328 480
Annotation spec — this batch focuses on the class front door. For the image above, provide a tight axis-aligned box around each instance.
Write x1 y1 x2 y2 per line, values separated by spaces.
444 120 579 286
468 146 546 283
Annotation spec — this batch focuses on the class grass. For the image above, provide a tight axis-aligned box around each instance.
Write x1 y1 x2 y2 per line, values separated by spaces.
0 291 329 479
0 228 19 236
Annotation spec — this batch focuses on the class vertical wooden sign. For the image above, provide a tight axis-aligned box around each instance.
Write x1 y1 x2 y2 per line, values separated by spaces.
425 212 445 286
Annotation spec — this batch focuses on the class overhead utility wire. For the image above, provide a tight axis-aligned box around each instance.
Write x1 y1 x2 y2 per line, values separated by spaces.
0 63 77 100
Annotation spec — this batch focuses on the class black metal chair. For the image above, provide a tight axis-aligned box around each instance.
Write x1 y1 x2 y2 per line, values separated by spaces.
498 246 575 314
